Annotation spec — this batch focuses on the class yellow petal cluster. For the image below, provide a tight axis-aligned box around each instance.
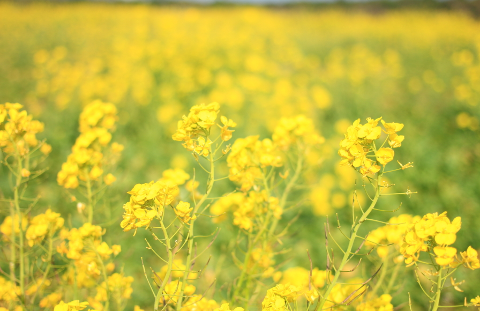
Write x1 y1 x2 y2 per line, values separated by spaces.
272 115 324 150
0 276 21 303
339 117 404 176
56 223 120 288
163 280 196 304
57 100 120 189
182 295 219 311
0 103 49 156
214 303 244 311
94 273 133 303
172 103 232 156
174 201 196 224
228 136 283 191
0 215 28 240
356 294 394 311
39 292 63 308
53 300 89 311
262 284 300 311
461 247 480 270
26 209 64 247
366 214 420 258
121 180 178 232
400 212 461 266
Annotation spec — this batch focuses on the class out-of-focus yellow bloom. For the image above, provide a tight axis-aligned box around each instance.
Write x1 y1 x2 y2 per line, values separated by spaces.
26 209 64 247
103 173 116 185
40 292 63 308
0 276 21 302
471 296 480 307
0 215 28 239
0 103 45 155
356 294 393 311
163 280 196 304
272 115 324 150
228 136 282 191
214 303 244 311
58 100 119 189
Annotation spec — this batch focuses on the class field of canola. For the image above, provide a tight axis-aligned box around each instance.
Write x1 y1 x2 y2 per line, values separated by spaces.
1 3 480 311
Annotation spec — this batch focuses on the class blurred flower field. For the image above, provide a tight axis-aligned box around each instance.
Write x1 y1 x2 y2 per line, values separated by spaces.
1 3 480 310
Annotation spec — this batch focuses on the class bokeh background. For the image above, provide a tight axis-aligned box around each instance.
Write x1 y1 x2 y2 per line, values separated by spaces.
1 1 480 309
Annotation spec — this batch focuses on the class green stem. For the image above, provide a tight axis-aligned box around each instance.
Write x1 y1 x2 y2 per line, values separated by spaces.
95 247 110 311
231 233 253 304
268 151 304 238
431 268 444 311
31 233 54 304
154 217 174 311
175 152 215 311
317 174 381 311
86 174 94 224
14 157 25 299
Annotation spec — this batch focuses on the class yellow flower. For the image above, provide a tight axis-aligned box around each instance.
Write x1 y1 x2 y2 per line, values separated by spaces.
219 116 237 141
461 246 480 270
434 246 457 266
376 148 394 165
53 300 89 311
104 173 116 185
21 168 31 177
40 143 52 155
174 201 196 223
471 296 480 307
381 120 404 134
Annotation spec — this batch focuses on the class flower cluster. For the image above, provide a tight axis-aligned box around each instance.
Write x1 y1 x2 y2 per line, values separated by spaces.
262 284 300 311
0 102 50 156
0 215 27 240
338 118 404 175
356 294 394 311
210 191 281 231
181 295 219 311
400 212 480 268
57 100 120 189
277 266 330 291
227 136 283 191
214 303 244 311
121 180 179 233
172 103 235 156
57 223 120 288
26 209 64 247
53 300 90 311
272 115 324 150
0 276 21 305
163 280 196 304
93 273 133 306
366 214 420 258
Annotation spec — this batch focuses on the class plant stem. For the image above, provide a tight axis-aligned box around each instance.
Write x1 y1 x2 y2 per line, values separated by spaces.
317 174 381 311
175 152 215 311
86 174 94 224
154 217 174 311
431 268 443 311
14 156 25 299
